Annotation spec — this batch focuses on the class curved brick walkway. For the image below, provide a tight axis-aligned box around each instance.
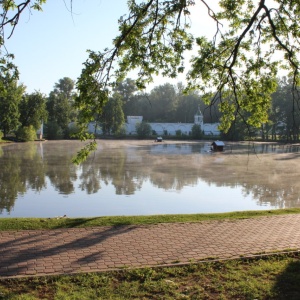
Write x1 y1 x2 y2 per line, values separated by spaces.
1 214 300 278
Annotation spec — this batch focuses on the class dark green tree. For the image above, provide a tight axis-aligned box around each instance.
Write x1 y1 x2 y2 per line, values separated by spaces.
176 90 201 123
0 69 24 137
100 95 125 135
46 77 77 139
114 78 138 102
148 83 178 122
122 93 144 118
271 77 300 141
115 78 143 119
191 124 203 140
17 90 48 141
136 121 152 138
221 116 257 141
19 91 48 129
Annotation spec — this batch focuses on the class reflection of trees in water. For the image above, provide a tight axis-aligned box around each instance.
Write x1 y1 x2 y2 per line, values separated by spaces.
147 156 200 190
0 143 47 213
1 141 300 213
51 142 300 210
197 150 300 208
0 151 25 213
79 144 204 194
43 142 79 195
81 148 144 195
78 164 101 194
244 184 300 208
21 143 47 192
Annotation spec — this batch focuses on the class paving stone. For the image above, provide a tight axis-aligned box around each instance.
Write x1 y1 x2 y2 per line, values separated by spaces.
0 214 300 278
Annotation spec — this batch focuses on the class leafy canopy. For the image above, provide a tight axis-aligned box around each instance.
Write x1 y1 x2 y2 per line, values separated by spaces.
74 0 300 135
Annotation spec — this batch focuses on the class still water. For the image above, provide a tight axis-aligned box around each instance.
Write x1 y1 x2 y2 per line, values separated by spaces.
0 140 300 217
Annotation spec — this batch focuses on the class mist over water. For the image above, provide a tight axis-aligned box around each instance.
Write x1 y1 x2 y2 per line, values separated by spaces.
0 140 300 217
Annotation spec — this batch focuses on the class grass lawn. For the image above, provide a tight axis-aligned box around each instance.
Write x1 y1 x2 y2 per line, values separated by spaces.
0 253 299 299
0 209 300 299
1 208 300 231
0 137 13 143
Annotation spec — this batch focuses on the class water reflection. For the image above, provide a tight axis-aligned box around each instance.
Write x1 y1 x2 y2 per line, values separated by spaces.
0 140 300 217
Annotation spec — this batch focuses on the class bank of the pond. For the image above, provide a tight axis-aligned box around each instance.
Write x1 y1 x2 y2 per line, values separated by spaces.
1 208 300 230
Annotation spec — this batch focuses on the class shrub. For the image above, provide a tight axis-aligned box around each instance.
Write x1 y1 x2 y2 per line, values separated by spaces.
136 122 152 138
191 124 203 139
0 131 3 141
175 129 182 137
16 126 37 141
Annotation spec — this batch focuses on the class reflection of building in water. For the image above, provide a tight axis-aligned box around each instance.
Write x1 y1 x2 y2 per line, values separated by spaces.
125 107 220 136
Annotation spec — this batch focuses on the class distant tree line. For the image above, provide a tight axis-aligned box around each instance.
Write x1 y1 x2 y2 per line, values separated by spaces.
0 75 299 142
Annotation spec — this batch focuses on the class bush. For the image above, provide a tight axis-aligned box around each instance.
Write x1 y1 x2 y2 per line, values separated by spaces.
191 124 203 139
16 126 37 142
0 131 3 141
175 129 182 137
136 122 152 138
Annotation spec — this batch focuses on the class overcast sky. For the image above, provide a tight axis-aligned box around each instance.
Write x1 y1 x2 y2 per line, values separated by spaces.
4 0 218 95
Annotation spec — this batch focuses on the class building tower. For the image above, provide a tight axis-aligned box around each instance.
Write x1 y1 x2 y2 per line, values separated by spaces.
194 106 204 128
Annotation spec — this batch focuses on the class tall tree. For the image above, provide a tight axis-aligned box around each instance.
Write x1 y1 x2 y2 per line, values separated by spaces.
100 95 125 135
122 93 144 118
176 90 201 123
115 78 141 119
0 66 24 137
19 91 48 129
114 78 138 103
148 83 178 122
46 77 77 138
271 77 300 141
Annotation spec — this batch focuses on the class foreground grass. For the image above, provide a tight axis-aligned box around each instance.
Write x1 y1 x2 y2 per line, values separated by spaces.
0 208 300 231
0 253 300 299
1 209 299 299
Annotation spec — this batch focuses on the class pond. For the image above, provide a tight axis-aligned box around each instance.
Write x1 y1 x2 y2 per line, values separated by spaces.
1 140 300 218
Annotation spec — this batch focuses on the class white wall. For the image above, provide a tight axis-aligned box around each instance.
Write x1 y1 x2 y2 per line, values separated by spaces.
125 116 220 136
85 115 220 136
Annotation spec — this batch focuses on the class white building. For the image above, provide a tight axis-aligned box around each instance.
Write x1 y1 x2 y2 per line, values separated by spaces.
125 108 220 136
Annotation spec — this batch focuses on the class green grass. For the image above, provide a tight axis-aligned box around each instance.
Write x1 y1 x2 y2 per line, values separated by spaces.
0 208 300 231
0 139 11 143
0 253 300 299
1 209 300 299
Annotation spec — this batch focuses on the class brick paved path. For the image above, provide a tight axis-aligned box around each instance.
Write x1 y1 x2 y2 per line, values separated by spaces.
1 214 300 278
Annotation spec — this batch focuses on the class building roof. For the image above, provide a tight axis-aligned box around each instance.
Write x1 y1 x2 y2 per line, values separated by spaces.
212 141 225 146
195 106 203 116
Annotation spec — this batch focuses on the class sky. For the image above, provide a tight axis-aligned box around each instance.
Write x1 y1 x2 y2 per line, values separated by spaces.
4 0 218 96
